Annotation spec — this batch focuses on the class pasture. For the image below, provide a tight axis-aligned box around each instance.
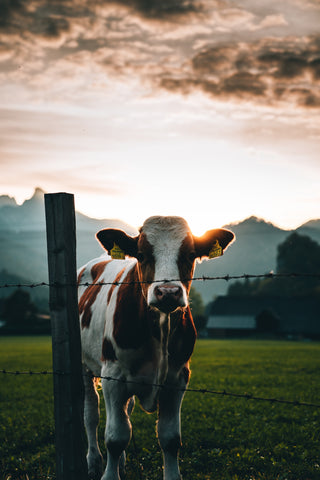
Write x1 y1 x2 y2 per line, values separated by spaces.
0 336 319 480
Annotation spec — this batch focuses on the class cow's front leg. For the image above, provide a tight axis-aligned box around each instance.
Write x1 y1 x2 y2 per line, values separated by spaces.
157 369 188 480
101 374 132 480
83 368 103 480
119 396 135 478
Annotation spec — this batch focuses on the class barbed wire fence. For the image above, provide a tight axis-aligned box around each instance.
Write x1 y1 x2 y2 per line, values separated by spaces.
1 368 320 409
1 270 320 409
1 193 320 480
1 271 320 290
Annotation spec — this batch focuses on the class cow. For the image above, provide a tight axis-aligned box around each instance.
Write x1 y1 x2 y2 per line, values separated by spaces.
78 216 234 480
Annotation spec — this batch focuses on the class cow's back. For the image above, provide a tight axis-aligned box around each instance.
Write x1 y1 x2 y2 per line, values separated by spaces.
77 254 136 376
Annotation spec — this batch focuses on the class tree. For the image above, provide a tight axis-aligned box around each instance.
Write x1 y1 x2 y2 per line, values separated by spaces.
226 232 320 298
277 233 320 272
274 233 320 296
227 278 260 296
2 289 38 332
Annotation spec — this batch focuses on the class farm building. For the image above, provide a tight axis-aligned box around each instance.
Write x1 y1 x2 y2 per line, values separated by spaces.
207 296 320 339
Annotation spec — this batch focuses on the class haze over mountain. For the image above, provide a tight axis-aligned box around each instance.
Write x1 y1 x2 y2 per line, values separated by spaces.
0 187 137 234
0 188 319 304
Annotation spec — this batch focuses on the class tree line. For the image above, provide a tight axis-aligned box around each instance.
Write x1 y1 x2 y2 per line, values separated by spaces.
227 232 320 298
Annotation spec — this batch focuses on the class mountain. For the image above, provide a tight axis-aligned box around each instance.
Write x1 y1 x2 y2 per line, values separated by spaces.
193 216 293 302
0 187 137 235
0 187 44 230
196 215 320 303
0 269 31 298
0 195 17 208
0 190 319 305
0 188 138 301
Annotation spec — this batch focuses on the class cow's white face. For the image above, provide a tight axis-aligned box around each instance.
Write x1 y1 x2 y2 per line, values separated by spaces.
96 216 235 314
137 216 192 312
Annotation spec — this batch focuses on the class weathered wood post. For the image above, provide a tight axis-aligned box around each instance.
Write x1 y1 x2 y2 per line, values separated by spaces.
45 193 88 480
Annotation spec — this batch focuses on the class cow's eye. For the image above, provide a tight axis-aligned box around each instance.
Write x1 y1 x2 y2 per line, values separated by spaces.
137 252 145 263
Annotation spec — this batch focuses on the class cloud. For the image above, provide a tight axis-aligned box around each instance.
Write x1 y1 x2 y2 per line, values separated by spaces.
0 1 70 39
0 0 204 36
112 0 204 18
0 0 24 28
250 13 288 31
0 0 319 111
157 35 320 108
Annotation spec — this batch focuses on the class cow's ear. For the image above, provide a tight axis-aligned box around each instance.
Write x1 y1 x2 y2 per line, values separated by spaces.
96 229 139 258
193 228 235 260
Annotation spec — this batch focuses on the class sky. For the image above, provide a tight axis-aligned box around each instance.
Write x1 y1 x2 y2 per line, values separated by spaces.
0 0 319 234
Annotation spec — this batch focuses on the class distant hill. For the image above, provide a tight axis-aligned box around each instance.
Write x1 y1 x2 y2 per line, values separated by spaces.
0 195 17 208
194 216 320 303
0 188 138 305
0 187 138 235
0 269 31 298
0 189 319 305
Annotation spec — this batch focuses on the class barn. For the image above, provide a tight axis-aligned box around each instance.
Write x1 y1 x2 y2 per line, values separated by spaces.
207 296 320 339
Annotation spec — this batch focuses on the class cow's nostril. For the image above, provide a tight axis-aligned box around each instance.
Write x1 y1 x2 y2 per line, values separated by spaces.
152 284 184 313
155 285 182 300
155 286 164 299
172 287 182 298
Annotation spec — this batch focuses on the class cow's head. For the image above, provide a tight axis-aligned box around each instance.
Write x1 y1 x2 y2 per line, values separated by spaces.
97 216 234 314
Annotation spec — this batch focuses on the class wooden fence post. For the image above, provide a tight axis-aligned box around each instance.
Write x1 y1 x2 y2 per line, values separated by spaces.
45 193 88 480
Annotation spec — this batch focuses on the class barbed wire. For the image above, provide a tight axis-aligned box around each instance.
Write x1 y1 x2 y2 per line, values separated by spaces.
1 273 319 409
0 271 320 289
1 369 319 409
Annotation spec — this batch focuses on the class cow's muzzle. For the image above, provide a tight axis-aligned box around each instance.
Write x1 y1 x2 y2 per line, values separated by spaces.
151 283 184 313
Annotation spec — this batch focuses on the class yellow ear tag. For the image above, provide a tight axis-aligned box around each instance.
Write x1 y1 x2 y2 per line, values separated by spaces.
110 243 125 260
209 240 223 259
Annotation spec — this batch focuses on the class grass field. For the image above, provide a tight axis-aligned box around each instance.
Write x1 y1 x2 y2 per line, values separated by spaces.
0 336 319 480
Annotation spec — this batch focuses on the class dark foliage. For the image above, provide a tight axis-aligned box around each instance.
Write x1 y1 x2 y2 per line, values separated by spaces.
228 232 320 298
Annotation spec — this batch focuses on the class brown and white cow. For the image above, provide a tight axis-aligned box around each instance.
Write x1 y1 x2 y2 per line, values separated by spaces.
78 216 234 480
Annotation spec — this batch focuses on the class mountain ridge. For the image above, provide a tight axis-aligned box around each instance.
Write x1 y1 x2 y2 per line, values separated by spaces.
0 188 138 235
1 189 318 233
0 188 319 304
224 214 314 233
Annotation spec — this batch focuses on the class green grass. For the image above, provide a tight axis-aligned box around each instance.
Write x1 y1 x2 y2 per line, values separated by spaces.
0 337 55 480
0 337 319 479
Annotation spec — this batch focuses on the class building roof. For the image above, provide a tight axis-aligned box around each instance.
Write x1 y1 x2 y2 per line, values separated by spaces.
207 315 255 330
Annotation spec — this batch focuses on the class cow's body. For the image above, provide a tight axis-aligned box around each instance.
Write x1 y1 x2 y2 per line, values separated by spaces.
78 216 234 480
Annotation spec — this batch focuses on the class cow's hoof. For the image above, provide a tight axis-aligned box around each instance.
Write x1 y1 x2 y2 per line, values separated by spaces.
88 469 103 480
87 453 103 480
